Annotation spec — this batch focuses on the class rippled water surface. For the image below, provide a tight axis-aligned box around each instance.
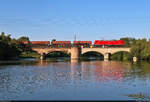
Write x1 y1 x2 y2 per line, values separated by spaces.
0 59 150 100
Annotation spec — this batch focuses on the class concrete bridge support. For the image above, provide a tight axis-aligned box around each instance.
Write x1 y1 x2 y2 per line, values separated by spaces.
40 53 46 60
133 56 137 62
71 47 80 59
104 53 110 61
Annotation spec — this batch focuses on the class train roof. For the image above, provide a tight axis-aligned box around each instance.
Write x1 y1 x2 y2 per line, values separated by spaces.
73 41 92 44
31 41 50 44
51 41 71 44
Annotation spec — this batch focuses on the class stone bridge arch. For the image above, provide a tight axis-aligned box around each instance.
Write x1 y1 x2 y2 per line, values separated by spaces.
81 48 130 60
32 48 71 59
82 48 106 55
108 48 130 55
82 51 104 56
81 51 104 59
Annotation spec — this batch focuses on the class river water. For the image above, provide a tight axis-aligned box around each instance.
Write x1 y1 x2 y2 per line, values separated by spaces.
0 58 150 100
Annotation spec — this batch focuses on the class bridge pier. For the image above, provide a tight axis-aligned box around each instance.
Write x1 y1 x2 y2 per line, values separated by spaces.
71 47 80 60
40 53 46 60
104 53 110 61
133 56 137 62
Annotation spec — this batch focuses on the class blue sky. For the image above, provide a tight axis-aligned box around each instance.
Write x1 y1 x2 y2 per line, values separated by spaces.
0 0 150 41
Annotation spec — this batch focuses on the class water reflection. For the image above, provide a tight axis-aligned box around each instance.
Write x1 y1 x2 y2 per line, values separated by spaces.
0 59 150 100
70 60 130 83
94 61 130 82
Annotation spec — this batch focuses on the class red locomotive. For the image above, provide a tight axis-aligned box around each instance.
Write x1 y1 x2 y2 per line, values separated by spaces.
94 40 124 47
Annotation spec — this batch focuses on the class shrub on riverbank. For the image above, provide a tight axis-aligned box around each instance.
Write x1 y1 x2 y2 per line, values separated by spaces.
0 32 32 60
110 51 131 61
19 51 40 58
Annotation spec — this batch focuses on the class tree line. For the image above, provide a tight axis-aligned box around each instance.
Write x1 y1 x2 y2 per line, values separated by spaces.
111 37 150 61
0 32 31 60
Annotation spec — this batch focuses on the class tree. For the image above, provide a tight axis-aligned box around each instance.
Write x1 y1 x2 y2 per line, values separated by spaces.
0 32 11 44
0 32 32 60
120 37 136 47
17 36 30 42
130 39 147 60
52 39 56 42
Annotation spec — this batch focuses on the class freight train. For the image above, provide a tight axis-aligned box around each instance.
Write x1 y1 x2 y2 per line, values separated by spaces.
22 40 124 48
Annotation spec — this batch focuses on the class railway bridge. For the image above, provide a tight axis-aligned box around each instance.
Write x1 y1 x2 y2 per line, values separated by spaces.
32 47 136 61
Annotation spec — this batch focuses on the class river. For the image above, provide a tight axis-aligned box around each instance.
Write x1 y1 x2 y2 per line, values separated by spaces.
0 58 150 100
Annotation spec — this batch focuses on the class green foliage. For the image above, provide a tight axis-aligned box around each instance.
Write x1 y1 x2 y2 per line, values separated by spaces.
111 38 150 61
0 32 32 60
110 51 130 61
130 39 150 60
20 51 40 58
82 52 103 57
127 92 150 99
17 36 29 42
0 32 11 44
46 51 70 57
52 39 56 42
120 37 136 47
